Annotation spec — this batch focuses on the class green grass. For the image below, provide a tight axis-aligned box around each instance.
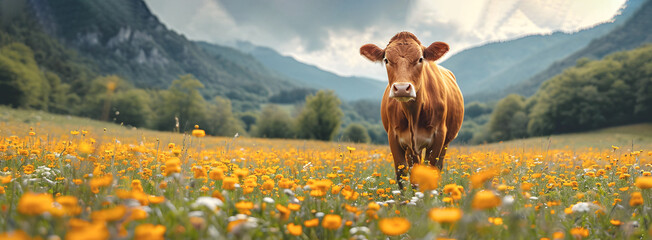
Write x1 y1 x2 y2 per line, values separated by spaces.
467 124 652 152
3 105 650 151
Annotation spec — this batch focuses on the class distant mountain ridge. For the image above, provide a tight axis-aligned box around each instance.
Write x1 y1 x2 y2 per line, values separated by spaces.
17 0 300 109
235 41 387 101
499 0 652 99
12 0 389 106
441 0 644 101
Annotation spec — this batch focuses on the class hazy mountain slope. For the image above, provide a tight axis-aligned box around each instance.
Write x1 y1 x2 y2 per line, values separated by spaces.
501 0 652 99
440 33 582 95
24 0 297 105
441 0 643 98
236 42 387 101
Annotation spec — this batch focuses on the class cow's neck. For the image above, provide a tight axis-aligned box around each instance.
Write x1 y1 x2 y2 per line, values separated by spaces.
399 91 424 156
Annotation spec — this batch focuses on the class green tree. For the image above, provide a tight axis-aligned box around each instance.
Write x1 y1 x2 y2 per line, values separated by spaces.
79 75 130 120
296 90 343 141
342 123 370 143
44 71 78 114
464 102 491 119
204 96 245 136
0 43 49 109
254 105 294 139
238 111 258 134
488 94 528 141
155 75 208 132
351 99 381 123
110 89 152 127
455 121 478 144
366 124 388 144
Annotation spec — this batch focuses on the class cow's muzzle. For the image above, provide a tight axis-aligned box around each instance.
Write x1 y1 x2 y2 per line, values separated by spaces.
389 82 416 102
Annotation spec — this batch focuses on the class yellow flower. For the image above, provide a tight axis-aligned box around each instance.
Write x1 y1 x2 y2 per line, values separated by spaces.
149 195 166 204
288 203 301 211
635 176 652 189
55 196 81 216
18 192 53 215
164 157 181 175
192 129 206 137
321 214 342 230
235 201 254 215
65 220 109 240
227 219 246 233
629 192 644 207
410 164 440 191
378 217 411 236
429 208 463 223
0 230 30 240
610 219 622 226
286 223 302 236
91 205 126 222
78 142 93 154
262 180 275 191
472 190 501 210
304 218 319 228
488 217 503 225
209 168 224 181
134 224 166 240
127 208 148 221
234 168 249 179
212 190 225 202
222 177 238 190
276 204 291 221
0 175 11 184
552 231 564 240
470 168 498 189
570 227 589 238
89 174 113 192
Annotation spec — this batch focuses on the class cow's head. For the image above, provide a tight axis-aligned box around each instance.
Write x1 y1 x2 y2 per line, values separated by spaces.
360 32 449 102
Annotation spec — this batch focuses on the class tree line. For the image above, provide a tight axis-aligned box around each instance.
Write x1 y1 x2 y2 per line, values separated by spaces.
459 44 652 144
0 41 385 143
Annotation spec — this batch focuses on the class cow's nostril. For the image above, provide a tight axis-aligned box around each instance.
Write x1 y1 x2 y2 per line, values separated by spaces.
393 85 399 92
405 85 411 91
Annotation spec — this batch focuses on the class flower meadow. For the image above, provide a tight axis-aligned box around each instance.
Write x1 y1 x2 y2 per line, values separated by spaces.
0 121 651 240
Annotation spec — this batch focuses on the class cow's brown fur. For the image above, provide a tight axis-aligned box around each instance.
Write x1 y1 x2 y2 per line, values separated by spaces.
360 32 464 189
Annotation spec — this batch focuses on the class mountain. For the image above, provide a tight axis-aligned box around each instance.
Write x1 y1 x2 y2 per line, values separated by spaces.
235 41 387 101
441 0 644 100
499 0 652 99
11 0 299 108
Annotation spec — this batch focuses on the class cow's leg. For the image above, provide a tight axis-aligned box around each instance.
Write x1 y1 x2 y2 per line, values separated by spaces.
389 135 408 190
426 125 447 170
436 142 450 169
404 147 420 168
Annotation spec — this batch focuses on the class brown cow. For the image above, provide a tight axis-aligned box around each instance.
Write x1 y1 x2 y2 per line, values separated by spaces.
360 32 464 189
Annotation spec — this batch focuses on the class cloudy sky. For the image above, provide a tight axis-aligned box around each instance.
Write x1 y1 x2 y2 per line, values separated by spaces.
144 0 628 80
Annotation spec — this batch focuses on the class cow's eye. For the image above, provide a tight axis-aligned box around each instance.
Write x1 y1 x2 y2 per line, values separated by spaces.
419 57 423 63
384 58 389 64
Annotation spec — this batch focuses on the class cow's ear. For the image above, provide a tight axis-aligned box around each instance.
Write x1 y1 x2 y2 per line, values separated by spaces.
423 42 449 61
360 44 385 62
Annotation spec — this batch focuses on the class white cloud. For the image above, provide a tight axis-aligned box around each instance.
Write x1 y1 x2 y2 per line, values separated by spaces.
145 0 628 80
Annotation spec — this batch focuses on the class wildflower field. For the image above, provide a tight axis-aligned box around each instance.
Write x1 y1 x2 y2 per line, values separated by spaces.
0 109 651 240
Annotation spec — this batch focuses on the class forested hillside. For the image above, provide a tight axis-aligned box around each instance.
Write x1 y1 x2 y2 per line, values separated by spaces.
0 0 388 143
461 44 652 144
20 0 300 109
